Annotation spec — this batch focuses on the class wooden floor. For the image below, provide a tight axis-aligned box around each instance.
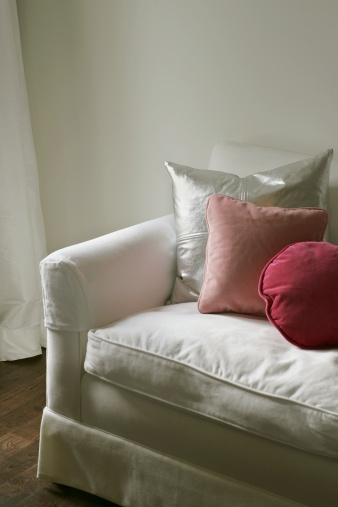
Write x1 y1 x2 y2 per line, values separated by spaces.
0 349 118 506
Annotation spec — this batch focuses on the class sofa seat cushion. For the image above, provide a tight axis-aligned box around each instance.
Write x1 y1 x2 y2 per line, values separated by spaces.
84 303 338 459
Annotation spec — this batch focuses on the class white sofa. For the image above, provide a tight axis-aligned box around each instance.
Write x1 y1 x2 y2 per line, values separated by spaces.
38 143 338 507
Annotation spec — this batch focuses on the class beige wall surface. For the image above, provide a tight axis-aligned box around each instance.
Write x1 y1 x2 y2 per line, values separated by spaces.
17 0 338 253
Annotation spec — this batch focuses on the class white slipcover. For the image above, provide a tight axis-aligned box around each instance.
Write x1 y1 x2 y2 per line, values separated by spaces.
38 142 338 507
85 303 338 460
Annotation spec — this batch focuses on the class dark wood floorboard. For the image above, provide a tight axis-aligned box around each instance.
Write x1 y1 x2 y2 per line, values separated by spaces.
0 349 119 506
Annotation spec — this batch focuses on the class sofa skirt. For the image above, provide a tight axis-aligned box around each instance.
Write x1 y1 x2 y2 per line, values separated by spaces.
38 408 300 507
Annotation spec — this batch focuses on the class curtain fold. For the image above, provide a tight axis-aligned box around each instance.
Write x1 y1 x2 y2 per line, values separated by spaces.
0 0 47 360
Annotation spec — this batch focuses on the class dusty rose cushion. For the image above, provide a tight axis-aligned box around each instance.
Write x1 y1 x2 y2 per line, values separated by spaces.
259 242 338 349
198 194 328 316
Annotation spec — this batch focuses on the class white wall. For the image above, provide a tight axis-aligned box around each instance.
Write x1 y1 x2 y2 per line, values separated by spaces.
17 0 338 253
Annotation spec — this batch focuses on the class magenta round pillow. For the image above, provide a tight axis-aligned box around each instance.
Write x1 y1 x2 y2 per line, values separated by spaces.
259 241 338 349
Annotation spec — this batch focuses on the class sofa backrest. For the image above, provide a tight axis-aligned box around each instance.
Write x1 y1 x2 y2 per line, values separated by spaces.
208 142 338 246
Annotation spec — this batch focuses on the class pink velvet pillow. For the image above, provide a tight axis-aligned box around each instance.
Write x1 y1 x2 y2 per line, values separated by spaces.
198 194 328 316
259 242 338 349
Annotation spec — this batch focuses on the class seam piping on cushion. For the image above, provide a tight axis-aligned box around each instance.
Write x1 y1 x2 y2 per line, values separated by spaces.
74 375 337 464
86 334 338 418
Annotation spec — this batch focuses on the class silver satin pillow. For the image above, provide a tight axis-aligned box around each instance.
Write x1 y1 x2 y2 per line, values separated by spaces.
166 149 333 304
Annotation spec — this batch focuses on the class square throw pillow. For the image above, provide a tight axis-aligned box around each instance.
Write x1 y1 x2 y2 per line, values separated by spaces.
166 149 333 304
259 241 338 349
197 194 328 317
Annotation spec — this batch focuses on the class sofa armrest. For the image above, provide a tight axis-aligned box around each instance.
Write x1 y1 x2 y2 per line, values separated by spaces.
40 214 176 332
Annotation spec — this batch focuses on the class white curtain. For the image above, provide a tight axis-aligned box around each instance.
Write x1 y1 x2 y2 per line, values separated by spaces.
0 0 47 360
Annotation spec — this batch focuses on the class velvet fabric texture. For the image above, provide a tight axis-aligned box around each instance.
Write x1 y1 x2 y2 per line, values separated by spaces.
259 242 338 349
198 195 328 316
